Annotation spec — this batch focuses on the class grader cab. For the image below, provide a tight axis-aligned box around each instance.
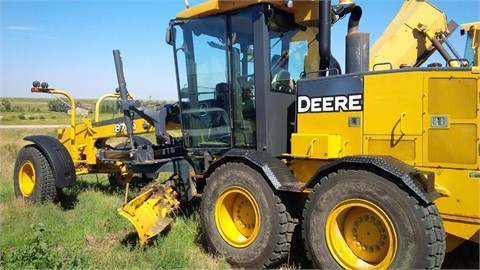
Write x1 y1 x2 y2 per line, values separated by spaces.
14 0 479 269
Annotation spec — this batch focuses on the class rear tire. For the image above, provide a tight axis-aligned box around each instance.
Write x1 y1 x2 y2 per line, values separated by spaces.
200 162 292 268
302 169 445 269
13 145 57 203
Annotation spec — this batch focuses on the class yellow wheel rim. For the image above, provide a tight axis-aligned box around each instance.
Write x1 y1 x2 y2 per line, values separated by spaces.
19 160 36 197
215 186 260 248
326 199 397 269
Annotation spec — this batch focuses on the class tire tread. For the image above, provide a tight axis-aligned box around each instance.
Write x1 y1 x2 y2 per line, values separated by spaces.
302 168 446 269
14 145 56 203
201 162 294 269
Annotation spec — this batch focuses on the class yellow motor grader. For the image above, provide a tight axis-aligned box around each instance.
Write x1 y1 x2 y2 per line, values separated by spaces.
14 0 479 269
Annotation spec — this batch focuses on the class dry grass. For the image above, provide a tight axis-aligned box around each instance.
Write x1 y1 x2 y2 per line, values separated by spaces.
0 128 57 201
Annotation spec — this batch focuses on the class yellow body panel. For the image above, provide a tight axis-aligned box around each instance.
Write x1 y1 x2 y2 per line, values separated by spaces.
364 135 421 165
290 159 331 184
296 111 363 157
364 72 423 136
363 71 479 241
423 75 479 169
290 133 342 159
293 69 479 243
57 117 155 175
361 70 479 169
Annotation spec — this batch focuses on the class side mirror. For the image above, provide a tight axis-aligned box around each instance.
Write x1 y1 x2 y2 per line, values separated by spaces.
165 25 175 46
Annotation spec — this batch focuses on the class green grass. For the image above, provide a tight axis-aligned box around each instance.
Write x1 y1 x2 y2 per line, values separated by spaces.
0 127 230 269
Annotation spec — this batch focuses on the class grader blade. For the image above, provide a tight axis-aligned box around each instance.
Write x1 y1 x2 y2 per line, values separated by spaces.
118 183 180 245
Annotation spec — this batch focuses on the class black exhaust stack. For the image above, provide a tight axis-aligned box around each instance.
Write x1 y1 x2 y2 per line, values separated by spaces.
319 0 331 75
345 6 369 73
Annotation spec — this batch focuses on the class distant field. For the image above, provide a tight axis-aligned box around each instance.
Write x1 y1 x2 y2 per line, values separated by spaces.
0 97 174 125
0 97 67 125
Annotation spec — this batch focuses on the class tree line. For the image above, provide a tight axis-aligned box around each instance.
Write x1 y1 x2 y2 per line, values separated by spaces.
1 98 169 114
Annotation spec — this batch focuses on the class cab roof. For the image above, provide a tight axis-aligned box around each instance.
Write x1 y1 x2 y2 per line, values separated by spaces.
175 0 320 24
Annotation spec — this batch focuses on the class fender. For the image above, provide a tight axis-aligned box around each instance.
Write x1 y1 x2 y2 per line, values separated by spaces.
205 149 303 192
305 155 440 204
24 135 76 188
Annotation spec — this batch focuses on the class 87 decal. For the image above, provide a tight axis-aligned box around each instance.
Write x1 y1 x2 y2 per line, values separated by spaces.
114 122 136 133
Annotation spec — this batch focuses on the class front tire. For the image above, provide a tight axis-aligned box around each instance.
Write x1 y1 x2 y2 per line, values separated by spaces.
200 162 292 268
302 169 445 269
13 145 57 203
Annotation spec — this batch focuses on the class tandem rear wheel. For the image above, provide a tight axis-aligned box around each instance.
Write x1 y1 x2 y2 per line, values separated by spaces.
200 162 293 268
302 169 446 269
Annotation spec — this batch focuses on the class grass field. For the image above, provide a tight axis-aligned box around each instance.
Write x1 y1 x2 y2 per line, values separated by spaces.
0 126 231 269
1 97 68 125
0 96 172 125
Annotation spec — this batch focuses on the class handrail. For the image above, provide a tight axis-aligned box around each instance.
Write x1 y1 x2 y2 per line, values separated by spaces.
31 82 77 157
31 84 76 129
94 93 120 122
94 93 135 122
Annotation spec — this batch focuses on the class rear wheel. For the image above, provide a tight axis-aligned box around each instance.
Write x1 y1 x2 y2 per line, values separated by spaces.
200 162 292 268
302 169 445 269
13 145 57 203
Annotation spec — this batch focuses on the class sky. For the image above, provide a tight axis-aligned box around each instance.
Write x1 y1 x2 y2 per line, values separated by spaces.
1 0 479 101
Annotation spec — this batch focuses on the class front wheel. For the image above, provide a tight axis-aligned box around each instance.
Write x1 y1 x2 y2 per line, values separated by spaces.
302 169 445 269
13 145 57 203
200 162 292 268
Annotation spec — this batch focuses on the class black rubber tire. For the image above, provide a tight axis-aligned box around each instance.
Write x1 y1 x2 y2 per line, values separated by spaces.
302 169 445 269
200 162 292 268
13 145 57 203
